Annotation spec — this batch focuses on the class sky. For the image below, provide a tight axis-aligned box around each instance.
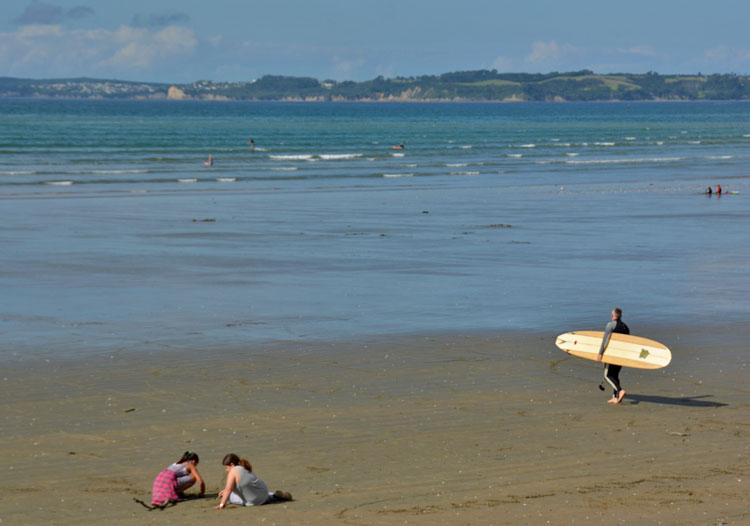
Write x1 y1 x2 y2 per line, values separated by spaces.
2 0 750 82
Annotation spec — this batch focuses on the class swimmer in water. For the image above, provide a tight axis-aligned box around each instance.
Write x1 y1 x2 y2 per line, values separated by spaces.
204 154 214 167
391 143 405 151
706 186 713 195
248 138 256 151
716 184 722 195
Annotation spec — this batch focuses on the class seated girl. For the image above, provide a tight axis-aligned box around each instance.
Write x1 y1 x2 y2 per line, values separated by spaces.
216 453 292 509
150 451 206 506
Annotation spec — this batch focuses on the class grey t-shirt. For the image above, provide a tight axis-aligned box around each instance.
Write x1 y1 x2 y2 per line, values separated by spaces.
233 466 270 506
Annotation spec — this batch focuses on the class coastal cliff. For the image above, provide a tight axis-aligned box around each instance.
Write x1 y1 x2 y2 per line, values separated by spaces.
2 70 749 101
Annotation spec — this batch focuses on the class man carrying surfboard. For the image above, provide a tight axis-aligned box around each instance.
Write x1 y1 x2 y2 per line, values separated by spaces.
596 307 629 404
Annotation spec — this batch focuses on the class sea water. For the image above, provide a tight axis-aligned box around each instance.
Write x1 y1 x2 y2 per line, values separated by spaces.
1 100 749 356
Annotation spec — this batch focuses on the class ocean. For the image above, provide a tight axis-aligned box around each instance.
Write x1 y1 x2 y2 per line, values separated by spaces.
1 99 749 357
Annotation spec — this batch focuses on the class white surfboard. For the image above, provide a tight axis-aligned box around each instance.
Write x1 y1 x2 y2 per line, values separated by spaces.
555 331 671 369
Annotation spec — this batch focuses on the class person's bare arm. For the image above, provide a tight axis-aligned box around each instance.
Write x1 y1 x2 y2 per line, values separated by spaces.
216 469 237 509
189 464 206 495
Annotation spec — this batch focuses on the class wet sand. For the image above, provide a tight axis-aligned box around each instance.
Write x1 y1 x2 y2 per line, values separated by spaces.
1 327 748 525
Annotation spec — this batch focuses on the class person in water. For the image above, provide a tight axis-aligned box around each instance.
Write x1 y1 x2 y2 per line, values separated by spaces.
390 143 405 150
248 137 256 151
150 451 206 506
706 186 713 195
204 154 214 167
596 307 630 404
716 184 722 195
216 453 293 509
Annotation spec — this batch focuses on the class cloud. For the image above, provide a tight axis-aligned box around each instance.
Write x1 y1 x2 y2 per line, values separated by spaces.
206 35 223 48
0 24 198 78
101 26 198 69
131 12 191 28
526 40 578 64
332 56 365 78
491 55 514 72
703 46 750 63
66 6 94 19
13 1 93 25
698 46 750 72
617 45 657 58
521 41 663 72
374 63 396 79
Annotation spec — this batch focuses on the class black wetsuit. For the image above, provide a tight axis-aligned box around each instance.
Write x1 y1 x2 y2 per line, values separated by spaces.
598 319 630 396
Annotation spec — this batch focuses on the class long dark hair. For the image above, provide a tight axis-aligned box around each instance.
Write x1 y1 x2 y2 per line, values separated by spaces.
222 453 252 472
177 451 199 464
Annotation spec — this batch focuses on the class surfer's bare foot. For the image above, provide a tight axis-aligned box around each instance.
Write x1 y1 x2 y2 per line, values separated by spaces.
607 397 617 404
617 390 627 403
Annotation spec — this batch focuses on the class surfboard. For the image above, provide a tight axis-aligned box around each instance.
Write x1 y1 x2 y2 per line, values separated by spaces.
555 331 671 369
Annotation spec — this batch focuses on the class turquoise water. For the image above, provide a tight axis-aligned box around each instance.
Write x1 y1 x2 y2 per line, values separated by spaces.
1 100 749 356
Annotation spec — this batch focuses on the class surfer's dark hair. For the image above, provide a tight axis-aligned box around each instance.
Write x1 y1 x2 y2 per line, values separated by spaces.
613 307 622 319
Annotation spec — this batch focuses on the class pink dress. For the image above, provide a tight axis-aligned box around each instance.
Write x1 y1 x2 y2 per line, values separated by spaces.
151 468 179 506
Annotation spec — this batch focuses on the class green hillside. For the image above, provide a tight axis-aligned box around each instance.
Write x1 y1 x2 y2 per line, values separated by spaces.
2 70 750 101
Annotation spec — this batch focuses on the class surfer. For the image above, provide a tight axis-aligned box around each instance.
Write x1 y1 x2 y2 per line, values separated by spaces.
706 186 713 196
248 138 256 151
596 307 629 404
716 184 722 195
204 154 214 168
391 143 405 150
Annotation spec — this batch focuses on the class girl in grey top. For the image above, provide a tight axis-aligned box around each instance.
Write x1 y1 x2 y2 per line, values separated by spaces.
216 453 293 509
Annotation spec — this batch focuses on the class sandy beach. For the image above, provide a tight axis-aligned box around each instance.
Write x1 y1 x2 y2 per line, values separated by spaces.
1 324 748 525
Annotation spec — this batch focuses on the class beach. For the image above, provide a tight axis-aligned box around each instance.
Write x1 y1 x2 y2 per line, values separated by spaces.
1 100 749 525
2 325 748 525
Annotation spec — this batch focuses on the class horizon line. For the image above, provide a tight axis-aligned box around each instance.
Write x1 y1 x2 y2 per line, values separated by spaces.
1 69 746 85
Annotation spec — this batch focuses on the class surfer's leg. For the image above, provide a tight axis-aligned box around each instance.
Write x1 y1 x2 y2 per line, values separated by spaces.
607 365 626 403
615 366 626 402
604 364 621 398
612 365 622 390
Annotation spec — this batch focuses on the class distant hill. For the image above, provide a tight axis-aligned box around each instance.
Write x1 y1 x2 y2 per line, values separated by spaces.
0 77 169 99
2 70 750 102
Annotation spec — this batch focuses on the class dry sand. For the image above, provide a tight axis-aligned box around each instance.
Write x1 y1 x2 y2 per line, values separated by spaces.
1 326 748 525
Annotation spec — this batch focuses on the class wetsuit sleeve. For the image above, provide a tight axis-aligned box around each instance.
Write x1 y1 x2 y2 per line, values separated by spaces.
598 321 616 355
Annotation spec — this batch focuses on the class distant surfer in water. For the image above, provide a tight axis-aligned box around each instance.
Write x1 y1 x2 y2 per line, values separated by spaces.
706 186 713 196
248 138 256 151
391 143 405 150
716 184 722 196
204 154 214 167
596 307 629 404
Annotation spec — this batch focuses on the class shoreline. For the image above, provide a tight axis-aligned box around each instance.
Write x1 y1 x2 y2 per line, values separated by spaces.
5 95 750 104
2 317 748 366
1 326 748 524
